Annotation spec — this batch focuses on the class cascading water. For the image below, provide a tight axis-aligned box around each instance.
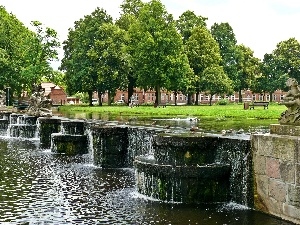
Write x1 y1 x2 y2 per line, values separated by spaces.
6 114 38 139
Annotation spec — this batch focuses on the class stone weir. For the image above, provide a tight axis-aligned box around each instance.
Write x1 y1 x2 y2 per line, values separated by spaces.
0 113 253 206
134 133 253 205
50 119 88 155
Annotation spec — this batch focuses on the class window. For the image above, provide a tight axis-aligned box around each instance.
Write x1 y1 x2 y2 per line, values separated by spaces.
266 95 270 101
121 94 125 100
252 95 256 101
134 93 138 100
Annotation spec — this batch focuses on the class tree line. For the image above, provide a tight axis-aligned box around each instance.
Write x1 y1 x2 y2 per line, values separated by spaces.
1 1 300 106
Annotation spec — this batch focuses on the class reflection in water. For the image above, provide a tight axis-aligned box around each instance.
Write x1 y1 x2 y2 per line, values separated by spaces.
57 111 276 134
0 137 294 225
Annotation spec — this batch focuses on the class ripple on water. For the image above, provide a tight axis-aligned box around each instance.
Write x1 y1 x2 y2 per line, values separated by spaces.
0 137 295 225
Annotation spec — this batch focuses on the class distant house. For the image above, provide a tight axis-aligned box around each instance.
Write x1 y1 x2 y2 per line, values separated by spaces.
41 82 67 105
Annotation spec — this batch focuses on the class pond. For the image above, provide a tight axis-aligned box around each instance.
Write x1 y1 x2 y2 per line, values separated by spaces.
0 137 294 225
0 112 294 224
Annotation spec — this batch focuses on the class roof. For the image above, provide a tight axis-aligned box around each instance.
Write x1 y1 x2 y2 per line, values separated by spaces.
41 82 64 96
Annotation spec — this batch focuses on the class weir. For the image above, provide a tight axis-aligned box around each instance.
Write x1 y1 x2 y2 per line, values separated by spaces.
0 109 298 224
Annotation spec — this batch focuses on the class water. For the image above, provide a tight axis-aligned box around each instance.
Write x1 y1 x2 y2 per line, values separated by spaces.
0 136 295 224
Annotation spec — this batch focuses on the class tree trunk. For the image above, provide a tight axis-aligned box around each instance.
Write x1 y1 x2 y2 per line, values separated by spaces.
238 89 242 103
187 94 193 105
127 75 135 106
155 85 161 105
97 91 103 106
107 91 111 106
88 90 93 106
174 91 178 106
209 94 213 106
195 91 199 105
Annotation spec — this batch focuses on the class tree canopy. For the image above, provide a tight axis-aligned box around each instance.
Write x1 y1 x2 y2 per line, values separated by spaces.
0 6 60 103
127 0 191 104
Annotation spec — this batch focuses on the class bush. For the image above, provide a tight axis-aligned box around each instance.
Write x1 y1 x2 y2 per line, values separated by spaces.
216 99 229 105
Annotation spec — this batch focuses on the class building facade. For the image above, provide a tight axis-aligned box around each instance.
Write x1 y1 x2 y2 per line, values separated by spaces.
95 88 287 105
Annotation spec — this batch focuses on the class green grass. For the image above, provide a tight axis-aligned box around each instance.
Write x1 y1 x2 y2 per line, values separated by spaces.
58 103 286 120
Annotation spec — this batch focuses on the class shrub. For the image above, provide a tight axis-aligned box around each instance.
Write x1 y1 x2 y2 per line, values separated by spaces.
216 99 229 105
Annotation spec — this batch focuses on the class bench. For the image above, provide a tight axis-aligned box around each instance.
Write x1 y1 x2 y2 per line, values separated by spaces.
249 101 269 110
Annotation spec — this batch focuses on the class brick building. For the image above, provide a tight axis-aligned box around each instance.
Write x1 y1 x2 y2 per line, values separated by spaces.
94 88 287 105
41 82 67 105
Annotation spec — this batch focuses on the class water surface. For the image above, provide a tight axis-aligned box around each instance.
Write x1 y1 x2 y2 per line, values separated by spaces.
0 136 294 224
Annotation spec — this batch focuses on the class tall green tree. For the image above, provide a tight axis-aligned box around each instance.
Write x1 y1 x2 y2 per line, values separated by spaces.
176 10 207 43
87 23 128 105
235 44 260 102
116 0 144 104
20 21 60 92
176 10 207 104
128 0 190 105
211 22 239 93
186 26 231 104
61 8 113 106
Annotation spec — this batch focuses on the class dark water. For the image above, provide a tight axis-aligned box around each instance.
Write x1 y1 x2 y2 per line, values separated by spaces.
0 135 295 225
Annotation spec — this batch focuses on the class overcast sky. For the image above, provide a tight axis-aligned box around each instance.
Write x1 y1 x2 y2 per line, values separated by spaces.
1 0 300 69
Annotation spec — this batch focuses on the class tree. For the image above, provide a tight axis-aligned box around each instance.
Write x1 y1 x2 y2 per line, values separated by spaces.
176 10 207 43
61 8 113 106
0 6 59 101
128 0 190 105
201 65 233 105
235 44 260 102
116 0 144 105
211 22 239 93
176 10 207 104
185 26 230 104
87 23 128 105
272 38 300 81
20 21 60 92
253 53 287 101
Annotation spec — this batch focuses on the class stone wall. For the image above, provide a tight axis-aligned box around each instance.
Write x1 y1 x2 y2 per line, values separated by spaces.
252 124 300 224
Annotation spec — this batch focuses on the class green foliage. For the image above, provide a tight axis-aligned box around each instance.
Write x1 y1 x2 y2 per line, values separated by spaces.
215 99 229 105
0 6 59 96
272 38 300 81
176 10 207 43
211 22 239 92
127 0 191 104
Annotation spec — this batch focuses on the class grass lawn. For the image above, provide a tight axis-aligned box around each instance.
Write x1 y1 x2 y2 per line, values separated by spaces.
58 103 286 120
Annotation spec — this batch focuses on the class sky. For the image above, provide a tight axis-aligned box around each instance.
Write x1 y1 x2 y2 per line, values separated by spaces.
1 0 300 69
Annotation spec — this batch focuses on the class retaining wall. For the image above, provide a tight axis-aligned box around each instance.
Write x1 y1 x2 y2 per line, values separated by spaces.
252 124 300 224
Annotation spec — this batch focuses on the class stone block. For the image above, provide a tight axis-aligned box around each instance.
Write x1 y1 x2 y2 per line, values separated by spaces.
256 175 269 198
266 157 280 179
269 179 287 202
264 196 283 215
283 203 300 222
254 134 273 156
280 162 295 184
254 155 266 175
273 136 297 161
288 185 300 207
